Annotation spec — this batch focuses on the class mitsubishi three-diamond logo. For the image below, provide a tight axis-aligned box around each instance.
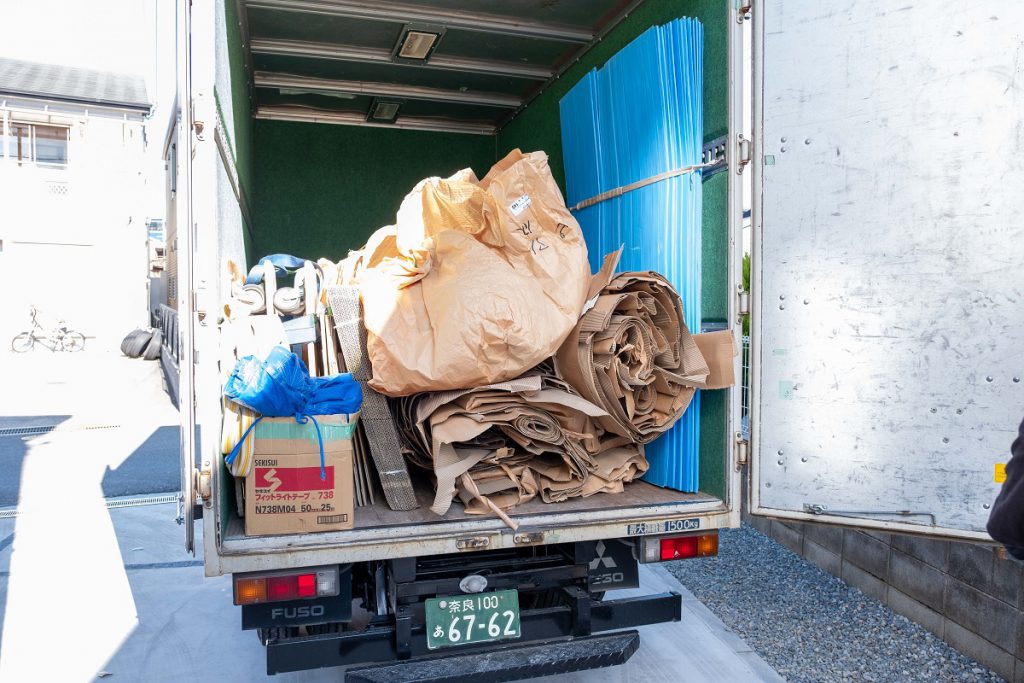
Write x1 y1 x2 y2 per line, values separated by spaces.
589 540 618 570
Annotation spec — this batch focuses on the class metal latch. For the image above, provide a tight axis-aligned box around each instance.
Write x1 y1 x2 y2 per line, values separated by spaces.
193 283 212 325
513 531 545 545
736 135 753 174
735 432 749 469
701 135 728 181
802 503 937 526
736 1 752 23
191 291 206 323
456 537 490 551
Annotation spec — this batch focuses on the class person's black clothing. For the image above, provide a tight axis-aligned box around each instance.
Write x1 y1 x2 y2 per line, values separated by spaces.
988 417 1024 561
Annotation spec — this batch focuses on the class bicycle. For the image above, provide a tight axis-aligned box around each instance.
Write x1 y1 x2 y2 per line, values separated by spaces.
10 306 86 353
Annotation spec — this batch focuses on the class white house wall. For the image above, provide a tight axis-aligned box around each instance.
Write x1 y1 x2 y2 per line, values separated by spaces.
0 107 149 347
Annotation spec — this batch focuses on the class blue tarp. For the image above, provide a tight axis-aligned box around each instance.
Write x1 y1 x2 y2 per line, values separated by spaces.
560 18 704 492
223 345 362 478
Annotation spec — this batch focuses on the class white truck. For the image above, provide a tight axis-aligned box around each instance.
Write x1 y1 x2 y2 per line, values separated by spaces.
169 0 1020 678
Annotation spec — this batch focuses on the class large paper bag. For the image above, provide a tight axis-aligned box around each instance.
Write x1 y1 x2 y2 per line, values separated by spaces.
349 150 590 396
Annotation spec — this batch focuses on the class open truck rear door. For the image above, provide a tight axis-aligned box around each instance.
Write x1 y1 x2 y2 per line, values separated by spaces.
176 0 257 560
175 0 197 554
175 0 222 555
749 0 1024 541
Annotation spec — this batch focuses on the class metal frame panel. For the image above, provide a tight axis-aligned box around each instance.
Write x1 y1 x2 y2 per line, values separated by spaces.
253 104 496 135
245 0 595 43
175 0 197 555
250 37 553 80
496 0 645 130
233 0 257 115
725 0 745 529
750 0 1023 540
182 0 235 563
243 0 639 131
254 71 521 108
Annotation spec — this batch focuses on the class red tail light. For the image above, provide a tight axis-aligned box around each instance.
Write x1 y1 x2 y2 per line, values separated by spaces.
297 572 317 597
661 536 699 560
266 574 314 601
639 531 719 563
233 566 340 605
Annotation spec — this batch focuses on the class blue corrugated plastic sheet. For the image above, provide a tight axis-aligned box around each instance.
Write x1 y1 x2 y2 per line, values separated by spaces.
559 18 704 492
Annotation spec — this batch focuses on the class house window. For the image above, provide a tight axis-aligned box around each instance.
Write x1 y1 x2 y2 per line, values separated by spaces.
3 123 69 167
34 125 69 167
5 123 32 163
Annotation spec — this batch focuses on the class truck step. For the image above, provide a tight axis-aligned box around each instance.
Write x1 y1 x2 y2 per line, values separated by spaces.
344 630 641 683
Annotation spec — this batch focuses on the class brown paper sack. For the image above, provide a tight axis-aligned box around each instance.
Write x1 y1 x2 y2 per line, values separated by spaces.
342 150 590 397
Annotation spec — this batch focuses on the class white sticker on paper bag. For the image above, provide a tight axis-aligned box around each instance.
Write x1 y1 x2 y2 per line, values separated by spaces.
509 194 532 216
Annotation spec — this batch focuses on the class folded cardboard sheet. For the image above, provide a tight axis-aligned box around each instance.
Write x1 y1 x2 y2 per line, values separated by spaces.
393 366 646 526
555 250 719 444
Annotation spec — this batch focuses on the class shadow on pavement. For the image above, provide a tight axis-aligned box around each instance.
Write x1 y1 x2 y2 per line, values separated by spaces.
0 415 71 507
101 425 181 497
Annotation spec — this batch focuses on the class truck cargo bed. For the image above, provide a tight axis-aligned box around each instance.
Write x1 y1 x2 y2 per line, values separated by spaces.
186 0 743 573
212 478 725 575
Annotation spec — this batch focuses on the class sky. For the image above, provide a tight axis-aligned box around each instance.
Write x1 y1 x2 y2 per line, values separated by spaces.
1 0 154 77
0 0 178 216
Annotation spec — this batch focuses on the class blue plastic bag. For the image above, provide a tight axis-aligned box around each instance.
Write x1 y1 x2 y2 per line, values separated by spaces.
224 345 308 416
223 346 362 478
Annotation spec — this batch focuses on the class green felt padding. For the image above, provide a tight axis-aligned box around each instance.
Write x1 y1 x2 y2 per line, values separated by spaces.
495 0 728 191
224 0 254 238
251 121 496 260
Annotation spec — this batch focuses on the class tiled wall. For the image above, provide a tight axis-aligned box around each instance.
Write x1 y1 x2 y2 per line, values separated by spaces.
746 515 1024 681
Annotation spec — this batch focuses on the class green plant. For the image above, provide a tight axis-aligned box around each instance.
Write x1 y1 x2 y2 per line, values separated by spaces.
742 252 750 336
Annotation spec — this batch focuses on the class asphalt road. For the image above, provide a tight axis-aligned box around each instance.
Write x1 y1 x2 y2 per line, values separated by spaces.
0 345 784 682
0 502 783 682
0 346 180 507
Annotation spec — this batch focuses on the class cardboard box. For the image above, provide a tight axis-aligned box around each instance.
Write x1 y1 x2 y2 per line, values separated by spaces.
244 414 357 536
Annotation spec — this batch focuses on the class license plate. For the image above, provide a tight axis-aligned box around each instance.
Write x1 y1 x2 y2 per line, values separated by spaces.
425 589 521 650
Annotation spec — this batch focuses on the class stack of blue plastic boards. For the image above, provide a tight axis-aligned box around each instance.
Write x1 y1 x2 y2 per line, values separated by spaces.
559 18 704 492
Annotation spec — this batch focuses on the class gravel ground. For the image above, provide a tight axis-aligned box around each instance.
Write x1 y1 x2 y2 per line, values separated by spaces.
666 524 1005 683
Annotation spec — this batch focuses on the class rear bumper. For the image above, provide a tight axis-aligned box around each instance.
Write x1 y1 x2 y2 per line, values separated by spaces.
266 591 681 675
345 630 641 683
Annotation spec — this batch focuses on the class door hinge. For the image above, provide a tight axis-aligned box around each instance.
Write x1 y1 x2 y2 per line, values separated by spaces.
735 432 749 469
737 284 750 322
197 467 212 502
736 135 753 174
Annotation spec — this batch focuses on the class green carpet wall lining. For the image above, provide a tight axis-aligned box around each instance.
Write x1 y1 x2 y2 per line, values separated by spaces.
251 120 495 260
